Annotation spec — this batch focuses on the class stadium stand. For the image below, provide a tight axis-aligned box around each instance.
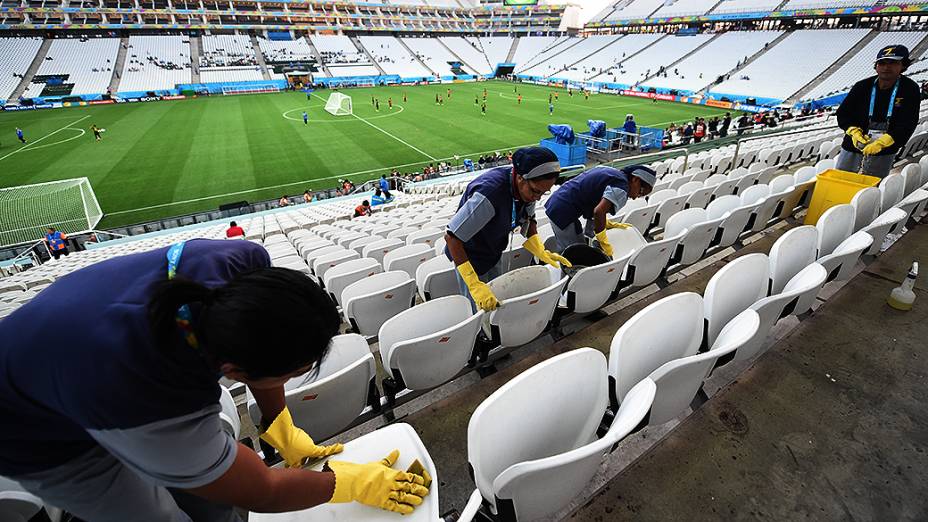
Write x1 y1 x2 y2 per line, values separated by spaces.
642 30 783 93
520 35 620 79
199 34 264 83
401 36 478 76
651 0 721 17
311 34 380 77
712 0 783 12
558 33 662 82
510 36 561 72
0 37 42 103
118 35 191 93
358 35 432 78
801 30 928 102
439 36 494 75
591 33 714 87
711 28 870 102
34 36 119 96
476 36 513 70
603 0 664 20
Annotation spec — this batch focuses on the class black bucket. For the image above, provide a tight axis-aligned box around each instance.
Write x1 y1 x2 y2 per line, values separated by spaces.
561 243 610 278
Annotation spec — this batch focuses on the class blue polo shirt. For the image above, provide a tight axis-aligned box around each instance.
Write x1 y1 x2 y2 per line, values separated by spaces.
0 239 270 485
445 166 535 275
544 166 630 230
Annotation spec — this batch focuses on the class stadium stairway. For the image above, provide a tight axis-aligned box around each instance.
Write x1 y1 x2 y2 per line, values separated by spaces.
639 32 722 87
505 36 520 64
586 33 667 82
189 35 201 83
351 35 387 76
250 34 273 81
701 0 726 14
515 38 584 76
697 30 792 96
787 28 879 105
545 35 624 81
9 37 50 103
304 36 333 78
107 36 128 94
398 37 439 77
436 38 481 77
908 31 928 62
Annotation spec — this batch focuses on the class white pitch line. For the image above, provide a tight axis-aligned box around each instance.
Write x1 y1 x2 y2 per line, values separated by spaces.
311 93 437 161
0 115 91 162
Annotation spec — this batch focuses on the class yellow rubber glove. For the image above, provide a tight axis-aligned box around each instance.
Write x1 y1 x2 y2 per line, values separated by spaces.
457 261 498 311
846 126 871 150
605 221 633 230
595 230 613 257
325 450 430 515
522 234 572 269
259 407 343 468
862 133 894 156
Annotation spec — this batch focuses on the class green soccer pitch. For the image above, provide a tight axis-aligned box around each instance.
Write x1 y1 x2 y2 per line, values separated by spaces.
0 80 726 228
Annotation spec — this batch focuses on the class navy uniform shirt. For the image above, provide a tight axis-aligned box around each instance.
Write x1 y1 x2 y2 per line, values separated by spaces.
837 74 920 156
0 239 269 487
544 166 630 230
445 166 535 275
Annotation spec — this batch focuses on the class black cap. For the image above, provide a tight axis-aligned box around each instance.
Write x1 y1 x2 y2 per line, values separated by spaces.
876 45 909 62
512 146 561 179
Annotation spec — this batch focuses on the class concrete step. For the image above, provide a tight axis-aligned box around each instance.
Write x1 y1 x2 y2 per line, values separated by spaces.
189 35 201 83
505 36 519 64
108 36 129 94
250 34 272 81
349 34 386 76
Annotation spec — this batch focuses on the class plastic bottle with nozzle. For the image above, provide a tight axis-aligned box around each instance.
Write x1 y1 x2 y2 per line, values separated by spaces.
888 261 918 311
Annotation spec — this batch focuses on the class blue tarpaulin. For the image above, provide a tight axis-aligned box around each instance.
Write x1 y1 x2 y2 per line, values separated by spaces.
588 120 606 138
548 124 575 145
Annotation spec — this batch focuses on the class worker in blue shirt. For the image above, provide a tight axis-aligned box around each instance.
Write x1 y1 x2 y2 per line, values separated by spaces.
623 114 637 148
544 165 656 255
445 146 571 311
303 111 309 125
0 239 429 521
16 126 26 144
379 174 393 200
43 226 70 260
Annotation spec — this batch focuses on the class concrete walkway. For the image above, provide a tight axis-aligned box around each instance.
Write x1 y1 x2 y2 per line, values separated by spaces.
568 225 928 521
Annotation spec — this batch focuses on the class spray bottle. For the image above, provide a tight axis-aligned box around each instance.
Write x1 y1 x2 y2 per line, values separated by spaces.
888 261 918 311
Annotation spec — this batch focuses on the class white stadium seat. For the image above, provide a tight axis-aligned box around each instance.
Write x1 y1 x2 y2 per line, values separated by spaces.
416 255 459 301
560 251 632 313
768 225 819 295
860 208 909 256
383 243 435 280
817 231 873 284
703 253 770 348
815 204 855 257
850 187 882 232
484 266 569 348
323 257 383 307
342 271 416 336
664 208 723 266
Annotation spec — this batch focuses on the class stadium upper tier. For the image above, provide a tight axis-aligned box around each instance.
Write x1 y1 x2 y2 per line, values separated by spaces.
2 29 927 106
589 0 909 23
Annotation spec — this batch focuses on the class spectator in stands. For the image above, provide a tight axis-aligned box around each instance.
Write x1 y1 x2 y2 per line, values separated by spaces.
737 113 751 135
720 113 731 138
836 45 920 179
682 123 694 144
544 165 656 254
279 195 290 207
0 240 429 520
693 118 706 143
354 200 372 218
379 174 393 200
303 190 314 204
708 117 719 139
44 226 69 260
226 221 245 238
444 146 571 312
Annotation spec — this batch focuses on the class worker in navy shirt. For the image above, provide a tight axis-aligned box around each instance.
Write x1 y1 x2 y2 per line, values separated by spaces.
544 165 656 255
836 44 920 178
445 146 571 312
0 239 429 521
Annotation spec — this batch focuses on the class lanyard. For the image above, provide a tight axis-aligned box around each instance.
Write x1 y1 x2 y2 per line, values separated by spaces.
166 241 199 349
869 79 899 120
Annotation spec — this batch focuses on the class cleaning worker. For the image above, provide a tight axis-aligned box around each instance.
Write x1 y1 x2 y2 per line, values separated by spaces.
544 165 656 255
444 146 571 311
836 44 920 178
0 239 429 521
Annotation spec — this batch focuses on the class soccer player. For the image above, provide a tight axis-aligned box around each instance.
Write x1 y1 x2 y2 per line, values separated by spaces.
554 92 559 101
447 88 451 98
15 127 26 144
549 93 553 104
371 96 375 106
302 112 308 125
518 94 522 105
585 90 589 100
91 124 103 141
435 93 440 105
439 95 443 106
549 102 554 116
403 92 407 102
388 98 393 110
481 102 487 116
375 99 380 112
474 95 478 106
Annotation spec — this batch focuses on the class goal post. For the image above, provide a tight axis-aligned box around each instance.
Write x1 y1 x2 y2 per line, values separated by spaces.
324 92 353 116
0 178 103 247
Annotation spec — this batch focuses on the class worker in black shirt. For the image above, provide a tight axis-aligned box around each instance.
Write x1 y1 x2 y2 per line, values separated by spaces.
836 45 921 178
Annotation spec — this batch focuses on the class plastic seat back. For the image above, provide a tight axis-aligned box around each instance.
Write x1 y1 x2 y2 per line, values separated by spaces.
817 231 873 283
902 163 921 197
609 292 703 404
485 266 569 347
342 271 416 336
313 249 360 279
860 208 908 255
362 238 405 265
406 227 444 247
850 187 881 232
880 173 905 211
704 253 769 347
416 255 458 301
769 225 818 294
815 204 854 257
564 251 632 313
324 257 383 306
218 385 240 439
383 243 435 280
379 295 483 390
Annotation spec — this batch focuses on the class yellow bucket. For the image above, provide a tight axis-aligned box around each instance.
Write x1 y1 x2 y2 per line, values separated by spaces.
803 169 880 225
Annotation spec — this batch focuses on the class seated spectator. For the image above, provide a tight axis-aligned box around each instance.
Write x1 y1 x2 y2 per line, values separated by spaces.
279 195 290 207
226 221 244 238
303 190 314 203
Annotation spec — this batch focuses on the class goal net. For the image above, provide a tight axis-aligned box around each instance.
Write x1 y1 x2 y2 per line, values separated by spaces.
0 178 103 247
221 84 281 96
324 92 353 116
